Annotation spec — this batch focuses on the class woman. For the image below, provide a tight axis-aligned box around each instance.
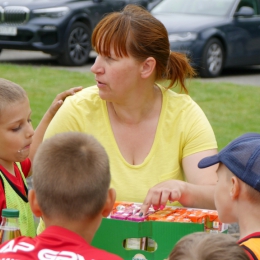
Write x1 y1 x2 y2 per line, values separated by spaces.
44 5 218 213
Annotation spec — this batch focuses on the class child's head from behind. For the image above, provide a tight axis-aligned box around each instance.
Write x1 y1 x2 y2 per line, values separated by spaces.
0 78 33 162
31 132 115 221
169 232 249 260
199 133 260 223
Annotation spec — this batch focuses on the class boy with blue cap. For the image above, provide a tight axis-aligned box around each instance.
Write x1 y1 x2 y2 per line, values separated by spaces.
198 133 260 260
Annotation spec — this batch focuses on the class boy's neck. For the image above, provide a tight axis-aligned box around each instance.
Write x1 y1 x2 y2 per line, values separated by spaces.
0 160 16 176
43 215 102 244
236 200 260 239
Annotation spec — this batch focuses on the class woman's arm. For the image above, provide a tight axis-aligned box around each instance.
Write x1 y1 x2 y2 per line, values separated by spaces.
28 87 82 175
140 149 218 214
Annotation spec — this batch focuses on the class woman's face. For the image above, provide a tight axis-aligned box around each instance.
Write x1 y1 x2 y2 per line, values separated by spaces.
91 48 143 103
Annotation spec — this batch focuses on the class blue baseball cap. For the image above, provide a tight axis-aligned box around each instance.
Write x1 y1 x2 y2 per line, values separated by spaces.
198 133 260 192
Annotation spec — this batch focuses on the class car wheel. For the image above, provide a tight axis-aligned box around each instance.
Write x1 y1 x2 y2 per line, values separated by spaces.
58 22 91 66
200 38 224 78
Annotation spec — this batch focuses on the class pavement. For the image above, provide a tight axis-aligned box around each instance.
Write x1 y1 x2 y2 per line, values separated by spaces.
1 49 260 87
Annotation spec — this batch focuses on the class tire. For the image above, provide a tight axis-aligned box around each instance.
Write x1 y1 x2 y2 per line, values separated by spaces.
200 38 224 78
58 22 91 66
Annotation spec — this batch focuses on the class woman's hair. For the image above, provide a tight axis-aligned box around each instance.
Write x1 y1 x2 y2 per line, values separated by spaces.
92 4 195 93
33 132 111 220
169 232 249 260
0 78 27 116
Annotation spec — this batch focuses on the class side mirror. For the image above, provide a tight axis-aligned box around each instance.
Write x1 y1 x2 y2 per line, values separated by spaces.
234 6 254 17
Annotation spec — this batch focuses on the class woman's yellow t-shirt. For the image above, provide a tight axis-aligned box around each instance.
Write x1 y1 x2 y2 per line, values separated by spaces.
44 85 217 203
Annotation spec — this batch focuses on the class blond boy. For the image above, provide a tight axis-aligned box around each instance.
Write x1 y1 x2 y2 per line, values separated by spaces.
0 78 81 236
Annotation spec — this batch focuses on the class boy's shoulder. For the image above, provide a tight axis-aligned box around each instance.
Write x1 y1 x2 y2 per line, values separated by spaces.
0 230 123 260
238 232 260 260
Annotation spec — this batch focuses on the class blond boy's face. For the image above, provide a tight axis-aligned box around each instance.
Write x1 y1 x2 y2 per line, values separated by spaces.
215 163 237 223
0 98 34 168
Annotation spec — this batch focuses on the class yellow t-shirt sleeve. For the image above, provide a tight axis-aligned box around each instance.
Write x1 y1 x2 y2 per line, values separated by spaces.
181 99 217 158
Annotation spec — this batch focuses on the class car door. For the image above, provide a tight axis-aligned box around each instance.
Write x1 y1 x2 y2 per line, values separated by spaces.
232 0 260 65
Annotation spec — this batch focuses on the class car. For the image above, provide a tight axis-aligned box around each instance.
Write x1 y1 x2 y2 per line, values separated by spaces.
150 0 260 77
147 0 162 10
0 0 156 66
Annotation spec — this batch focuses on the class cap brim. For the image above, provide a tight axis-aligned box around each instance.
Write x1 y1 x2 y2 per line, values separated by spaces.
198 154 220 168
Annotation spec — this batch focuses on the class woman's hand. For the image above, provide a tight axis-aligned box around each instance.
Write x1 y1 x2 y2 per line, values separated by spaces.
47 86 83 117
139 149 218 215
139 179 186 215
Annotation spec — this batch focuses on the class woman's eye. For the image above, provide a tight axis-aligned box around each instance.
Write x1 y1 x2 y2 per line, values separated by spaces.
28 119 32 123
105 56 113 61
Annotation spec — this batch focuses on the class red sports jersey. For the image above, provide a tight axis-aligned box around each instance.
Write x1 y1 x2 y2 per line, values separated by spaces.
0 159 31 221
0 226 123 260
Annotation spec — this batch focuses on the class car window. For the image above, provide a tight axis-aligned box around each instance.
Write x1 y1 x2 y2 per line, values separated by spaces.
151 0 236 16
236 0 260 15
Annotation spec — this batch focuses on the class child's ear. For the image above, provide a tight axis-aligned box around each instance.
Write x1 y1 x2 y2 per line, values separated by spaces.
28 189 43 217
140 57 156 79
101 188 116 217
230 176 240 199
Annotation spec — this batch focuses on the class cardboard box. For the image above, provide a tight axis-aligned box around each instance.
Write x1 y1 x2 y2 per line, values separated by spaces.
92 205 228 260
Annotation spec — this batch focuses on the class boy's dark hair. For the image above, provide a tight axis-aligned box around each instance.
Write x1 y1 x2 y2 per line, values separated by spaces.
169 232 249 260
0 78 27 116
32 132 111 220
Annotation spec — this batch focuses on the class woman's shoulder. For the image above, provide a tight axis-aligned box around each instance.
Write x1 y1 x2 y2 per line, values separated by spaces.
65 85 102 106
162 87 196 109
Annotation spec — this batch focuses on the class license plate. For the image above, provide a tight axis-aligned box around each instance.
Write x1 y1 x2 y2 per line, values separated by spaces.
0 26 17 36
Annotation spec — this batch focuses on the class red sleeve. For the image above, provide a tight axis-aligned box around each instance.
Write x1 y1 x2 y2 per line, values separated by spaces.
20 158 31 178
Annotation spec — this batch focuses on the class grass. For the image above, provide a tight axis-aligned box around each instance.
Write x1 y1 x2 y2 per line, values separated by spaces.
1 63 260 150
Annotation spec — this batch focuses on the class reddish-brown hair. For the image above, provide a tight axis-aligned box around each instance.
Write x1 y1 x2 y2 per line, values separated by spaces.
92 4 195 93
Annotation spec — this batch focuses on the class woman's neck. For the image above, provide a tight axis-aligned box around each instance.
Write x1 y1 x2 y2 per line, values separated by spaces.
108 84 161 125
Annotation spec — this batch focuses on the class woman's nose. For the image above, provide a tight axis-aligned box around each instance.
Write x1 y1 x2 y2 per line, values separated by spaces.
91 56 104 74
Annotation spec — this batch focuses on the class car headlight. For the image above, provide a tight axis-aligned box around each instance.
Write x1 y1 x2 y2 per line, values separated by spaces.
169 32 197 42
33 7 69 18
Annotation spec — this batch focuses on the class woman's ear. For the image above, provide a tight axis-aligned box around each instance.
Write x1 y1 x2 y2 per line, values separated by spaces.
28 189 43 217
102 188 116 217
140 57 156 79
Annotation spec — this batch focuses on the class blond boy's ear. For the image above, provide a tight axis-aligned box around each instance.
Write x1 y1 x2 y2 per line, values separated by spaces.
28 189 43 217
101 188 116 217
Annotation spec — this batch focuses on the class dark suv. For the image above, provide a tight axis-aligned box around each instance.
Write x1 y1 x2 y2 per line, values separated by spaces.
0 0 153 66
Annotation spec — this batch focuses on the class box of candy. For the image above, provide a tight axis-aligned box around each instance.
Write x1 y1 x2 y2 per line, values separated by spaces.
92 202 228 260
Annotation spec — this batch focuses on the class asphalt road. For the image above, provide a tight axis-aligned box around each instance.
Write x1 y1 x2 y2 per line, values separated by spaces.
1 49 260 87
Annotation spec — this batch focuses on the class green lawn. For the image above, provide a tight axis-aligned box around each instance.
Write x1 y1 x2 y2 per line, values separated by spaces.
1 64 260 150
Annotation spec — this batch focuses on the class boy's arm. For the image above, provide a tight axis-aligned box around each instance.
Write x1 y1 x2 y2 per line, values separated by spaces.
28 86 82 176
